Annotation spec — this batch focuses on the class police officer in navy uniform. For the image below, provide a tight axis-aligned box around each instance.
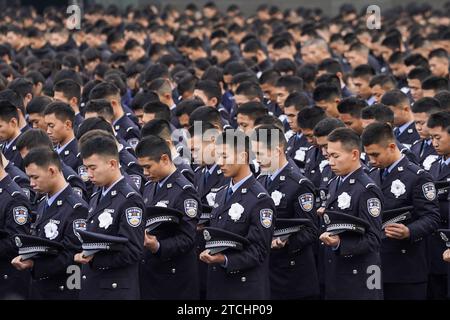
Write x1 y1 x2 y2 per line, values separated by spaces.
319 128 383 300
11 148 88 300
199 130 275 300
2 151 34 201
43 102 83 172
189 123 229 207
427 112 450 299
136 135 200 299
0 152 31 300
362 122 440 300
410 97 442 170
15 129 87 201
286 131 311 169
0 101 26 170
76 118 146 195
252 125 320 299
74 134 144 300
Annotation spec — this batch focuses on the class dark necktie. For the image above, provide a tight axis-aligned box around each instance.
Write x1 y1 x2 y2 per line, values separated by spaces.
394 127 400 138
381 168 389 182
204 170 210 186
225 187 233 203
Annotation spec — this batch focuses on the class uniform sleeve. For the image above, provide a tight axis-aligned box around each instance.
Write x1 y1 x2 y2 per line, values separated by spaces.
338 186 383 256
408 173 440 242
91 195 145 270
155 189 199 260
288 184 319 254
0 197 31 259
32 204 88 279
225 197 274 273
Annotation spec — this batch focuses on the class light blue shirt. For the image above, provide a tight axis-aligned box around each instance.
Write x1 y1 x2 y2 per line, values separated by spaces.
47 184 69 207
157 170 176 189
441 157 450 166
56 138 74 154
102 176 124 197
229 173 253 193
269 162 289 182
396 121 414 136
205 164 218 176
386 155 405 174
4 134 20 150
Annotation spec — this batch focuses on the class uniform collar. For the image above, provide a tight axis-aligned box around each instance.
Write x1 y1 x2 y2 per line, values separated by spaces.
230 173 253 193
269 161 289 182
386 155 405 174
47 183 69 207
56 138 75 154
158 170 176 188
102 176 124 197
396 121 414 136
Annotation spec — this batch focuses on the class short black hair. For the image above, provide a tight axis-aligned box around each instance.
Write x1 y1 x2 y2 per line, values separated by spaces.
380 89 409 108
84 99 114 120
411 97 443 114
0 100 19 122
43 101 75 125
23 147 61 171
76 117 114 140
251 125 286 151
275 75 303 93
215 129 250 162
195 80 221 105
89 81 120 100
361 122 395 147
313 83 341 102
79 133 119 160
427 111 450 130
285 92 310 110
8 78 33 99
175 99 203 117
407 67 431 82
135 135 172 162
141 119 172 140
143 101 171 121
318 58 343 75
337 97 367 118
235 81 264 102
435 91 450 110
361 104 394 123
313 118 346 137
130 90 159 111
369 74 397 89
16 129 53 151
236 101 268 120
351 64 375 79
27 96 52 115
328 127 362 152
254 114 284 131
0 88 25 116
421 76 449 92
297 106 326 130
189 106 223 128
53 79 81 102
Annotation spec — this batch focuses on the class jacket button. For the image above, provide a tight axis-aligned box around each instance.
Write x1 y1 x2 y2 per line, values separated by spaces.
3 275 8 280
401 249 406 254
59 286 64 291
353 269 358 275
82 275 86 280
112 283 117 289
241 277 246 282
171 268 176 274
290 260 295 266
212 266 216 271
328 259 332 263
219 216 222 220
